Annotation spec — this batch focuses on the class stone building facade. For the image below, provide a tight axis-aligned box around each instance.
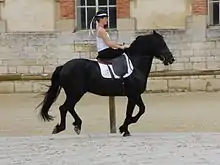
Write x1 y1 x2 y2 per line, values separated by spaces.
0 0 220 93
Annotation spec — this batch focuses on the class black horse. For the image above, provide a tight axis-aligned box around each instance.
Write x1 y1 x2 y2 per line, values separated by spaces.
37 30 175 137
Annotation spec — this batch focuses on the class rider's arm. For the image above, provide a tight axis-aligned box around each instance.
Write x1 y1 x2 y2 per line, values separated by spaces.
98 28 125 49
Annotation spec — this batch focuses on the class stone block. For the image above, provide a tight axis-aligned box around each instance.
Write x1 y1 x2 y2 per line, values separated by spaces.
79 52 90 59
147 79 168 92
57 58 72 65
43 66 56 73
0 66 8 74
8 66 17 73
184 63 193 70
192 42 215 50
0 82 14 93
117 31 135 44
2 59 37 66
214 56 220 61
16 66 29 74
206 61 220 70
193 62 207 70
168 43 179 50
189 79 206 91
175 57 190 63
29 66 43 74
168 79 190 92
37 58 58 66
198 75 215 79
206 57 216 62
190 57 206 62
171 50 181 57
156 64 170 71
90 52 98 59
74 43 96 52
32 81 50 93
193 49 211 56
56 45 77 58
215 42 220 48
181 50 193 57
171 63 184 70
210 49 220 56
152 58 160 64
173 43 191 50
206 79 220 91
21 46 36 57
150 64 157 72
14 81 32 93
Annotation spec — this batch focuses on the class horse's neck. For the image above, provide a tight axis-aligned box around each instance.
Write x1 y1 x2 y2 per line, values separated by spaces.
127 45 154 76
132 57 153 72
130 55 153 78
127 37 154 79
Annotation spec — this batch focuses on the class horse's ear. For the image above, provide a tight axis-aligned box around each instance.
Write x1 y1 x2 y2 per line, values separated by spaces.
153 30 157 35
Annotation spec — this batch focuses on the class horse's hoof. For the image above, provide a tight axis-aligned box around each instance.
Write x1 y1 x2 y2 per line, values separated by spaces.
52 124 65 134
52 129 57 134
74 125 81 135
52 125 59 134
73 122 81 135
119 126 124 134
123 132 131 137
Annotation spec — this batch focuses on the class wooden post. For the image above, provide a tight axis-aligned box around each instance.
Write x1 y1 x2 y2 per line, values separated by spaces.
109 96 116 133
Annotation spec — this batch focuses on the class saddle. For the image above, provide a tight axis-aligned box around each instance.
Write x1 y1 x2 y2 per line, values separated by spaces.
97 53 131 79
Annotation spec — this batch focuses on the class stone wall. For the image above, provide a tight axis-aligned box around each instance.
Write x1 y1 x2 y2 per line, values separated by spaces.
0 29 220 93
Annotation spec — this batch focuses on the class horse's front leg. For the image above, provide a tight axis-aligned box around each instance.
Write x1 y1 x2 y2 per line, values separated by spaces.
129 95 145 125
119 97 135 137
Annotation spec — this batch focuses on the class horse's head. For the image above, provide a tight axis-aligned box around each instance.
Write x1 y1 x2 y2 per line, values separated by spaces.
128 30 175 66
150 30 175 65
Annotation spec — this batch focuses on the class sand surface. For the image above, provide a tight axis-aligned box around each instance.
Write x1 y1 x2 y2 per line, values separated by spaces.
1 92 220 164
1 92 220 136
1 133 220 165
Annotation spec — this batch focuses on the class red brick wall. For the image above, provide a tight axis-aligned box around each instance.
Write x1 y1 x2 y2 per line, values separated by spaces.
192 0 207 15
117 0 130 18
60 0 75 19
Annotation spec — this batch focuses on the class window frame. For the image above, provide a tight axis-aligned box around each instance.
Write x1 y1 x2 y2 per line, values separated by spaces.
208 0 220 27
75 0 117 30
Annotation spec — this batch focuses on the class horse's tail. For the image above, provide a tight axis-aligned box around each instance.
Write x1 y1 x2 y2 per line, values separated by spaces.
37 65 63 121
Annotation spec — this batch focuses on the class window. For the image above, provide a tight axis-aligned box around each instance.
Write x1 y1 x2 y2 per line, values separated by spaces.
76 0 117 30
208 0 220 26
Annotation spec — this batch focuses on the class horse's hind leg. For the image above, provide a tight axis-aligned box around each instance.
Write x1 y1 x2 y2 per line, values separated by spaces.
52 99 69 134
67 93 84 135
52 92 84 135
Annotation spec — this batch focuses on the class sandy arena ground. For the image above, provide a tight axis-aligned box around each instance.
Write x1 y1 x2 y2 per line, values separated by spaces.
1 92 220 164
1 92 220 136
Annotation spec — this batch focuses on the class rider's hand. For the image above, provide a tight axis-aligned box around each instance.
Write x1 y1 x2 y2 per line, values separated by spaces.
119 45 125 50
123 45 129 48
121 45 129 49
118 43 129 49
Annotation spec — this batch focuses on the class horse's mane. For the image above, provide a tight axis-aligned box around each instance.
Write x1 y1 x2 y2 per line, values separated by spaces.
127 34 152 54
130 33 153 46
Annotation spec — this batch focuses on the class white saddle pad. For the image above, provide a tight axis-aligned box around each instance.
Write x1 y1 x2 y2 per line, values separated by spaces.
96 53 134 79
